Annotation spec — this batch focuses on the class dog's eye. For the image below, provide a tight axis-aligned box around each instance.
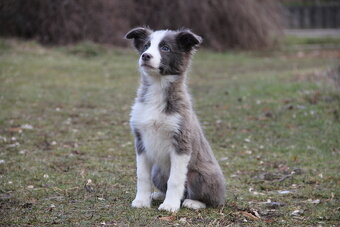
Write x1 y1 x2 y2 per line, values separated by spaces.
143 42 150 51
160 45 170 52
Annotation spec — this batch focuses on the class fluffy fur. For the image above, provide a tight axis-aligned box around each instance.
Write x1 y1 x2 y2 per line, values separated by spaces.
126 27 226 212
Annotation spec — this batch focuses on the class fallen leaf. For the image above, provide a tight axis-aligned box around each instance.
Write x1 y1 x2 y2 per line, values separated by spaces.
244 138 251 143
252 209 261 219
240 211 260 220
7 142 20 148
84 179 95 193
249 187 265 196
264 201 285 209
245 150 252 155
21 124 34 130
19 150 27 154
8 127 22 133
278 190 292 194
179 217 187 223
291 209 303 216
308 199 320 204
158 216 176 221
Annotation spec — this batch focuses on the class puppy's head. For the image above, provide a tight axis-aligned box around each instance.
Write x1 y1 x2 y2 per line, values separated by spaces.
125 27 202 76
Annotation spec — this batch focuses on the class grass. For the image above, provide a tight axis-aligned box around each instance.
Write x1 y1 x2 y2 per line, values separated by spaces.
0 38 339 226
284 35 340 47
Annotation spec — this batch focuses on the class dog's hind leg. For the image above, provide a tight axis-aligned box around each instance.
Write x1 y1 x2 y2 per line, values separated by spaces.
186 169 225 208
151 165 169 193
151 191 166 201
151 165 168 201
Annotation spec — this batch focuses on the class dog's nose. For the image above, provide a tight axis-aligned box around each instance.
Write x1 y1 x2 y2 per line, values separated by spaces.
142 53 152 61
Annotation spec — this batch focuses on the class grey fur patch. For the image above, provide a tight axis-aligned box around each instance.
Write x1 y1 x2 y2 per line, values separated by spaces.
164 80 186 114
133 128 145 154
185 126 226 207
186 169 225 207
137 75 150 103
158 31 199 76
151 165 169 193
158 34 187 75
172 119 191 155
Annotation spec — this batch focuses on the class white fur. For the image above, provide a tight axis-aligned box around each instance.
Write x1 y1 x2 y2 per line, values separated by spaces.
138 30 168 73
131 153 152 208
182 199 206 209
158 152 190 212
130 75 182 169
131 74 187 212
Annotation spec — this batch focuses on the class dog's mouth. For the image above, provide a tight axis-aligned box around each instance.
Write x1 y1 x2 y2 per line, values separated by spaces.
141 64 157 70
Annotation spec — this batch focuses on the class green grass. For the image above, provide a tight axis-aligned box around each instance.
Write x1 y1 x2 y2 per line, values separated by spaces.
284 35 340 46
0 39 339 226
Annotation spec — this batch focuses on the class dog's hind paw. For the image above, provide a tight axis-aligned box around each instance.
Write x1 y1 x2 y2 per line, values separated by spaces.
151 191 165 201
182 199 206 209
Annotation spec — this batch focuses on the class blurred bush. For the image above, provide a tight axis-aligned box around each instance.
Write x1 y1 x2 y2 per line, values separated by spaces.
0 0 283 50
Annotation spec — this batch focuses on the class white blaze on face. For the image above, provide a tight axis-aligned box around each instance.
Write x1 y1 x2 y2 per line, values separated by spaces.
139 30 168 71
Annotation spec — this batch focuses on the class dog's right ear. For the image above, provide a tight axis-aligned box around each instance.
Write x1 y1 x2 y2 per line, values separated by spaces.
125 27 152 52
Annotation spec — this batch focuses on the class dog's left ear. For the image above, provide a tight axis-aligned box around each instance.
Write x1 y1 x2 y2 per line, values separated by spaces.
176 30 203 52
125 27 152 52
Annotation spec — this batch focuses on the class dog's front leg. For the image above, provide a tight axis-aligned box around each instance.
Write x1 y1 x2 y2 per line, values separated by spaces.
132 153 152 208
158 152 190 212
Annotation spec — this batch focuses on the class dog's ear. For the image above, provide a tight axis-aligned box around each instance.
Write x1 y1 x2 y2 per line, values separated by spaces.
176 30 203 52
125 27 152 52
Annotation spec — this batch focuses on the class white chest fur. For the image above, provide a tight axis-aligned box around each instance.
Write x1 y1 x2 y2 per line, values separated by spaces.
130 78 182 167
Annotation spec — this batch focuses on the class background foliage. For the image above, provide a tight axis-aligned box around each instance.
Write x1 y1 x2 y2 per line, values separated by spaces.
0 0 283 50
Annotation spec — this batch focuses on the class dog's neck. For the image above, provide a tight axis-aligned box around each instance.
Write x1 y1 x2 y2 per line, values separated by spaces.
140 69 187 91
137 70 191 114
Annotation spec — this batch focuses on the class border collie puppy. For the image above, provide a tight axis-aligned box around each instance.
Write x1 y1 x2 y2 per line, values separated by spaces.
125 27 225 212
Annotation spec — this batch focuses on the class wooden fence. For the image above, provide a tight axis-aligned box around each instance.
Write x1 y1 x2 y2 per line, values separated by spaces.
285 4 340 28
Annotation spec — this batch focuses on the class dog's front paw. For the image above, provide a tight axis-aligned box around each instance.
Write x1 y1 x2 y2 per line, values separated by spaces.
158 201 180 212
131 198 151 208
